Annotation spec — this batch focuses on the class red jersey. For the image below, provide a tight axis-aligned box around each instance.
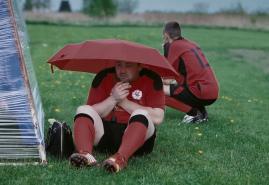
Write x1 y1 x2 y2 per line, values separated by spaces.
87 67 165 124
167 38 219 100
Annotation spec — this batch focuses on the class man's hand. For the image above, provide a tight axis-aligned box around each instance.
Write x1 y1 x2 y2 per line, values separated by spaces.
162 78 177 85
162 33 169 45
92 82 130 118
110 82 131 103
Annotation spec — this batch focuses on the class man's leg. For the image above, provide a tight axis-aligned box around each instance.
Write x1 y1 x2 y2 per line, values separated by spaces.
103 109 155 173
165 95 192 113
167 84 209 123
164 84 196 113
70 105 104 167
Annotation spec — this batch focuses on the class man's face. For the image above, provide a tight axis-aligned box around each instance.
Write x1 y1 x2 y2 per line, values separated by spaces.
115 61 141 82
162 32 171 44
163 32 171 58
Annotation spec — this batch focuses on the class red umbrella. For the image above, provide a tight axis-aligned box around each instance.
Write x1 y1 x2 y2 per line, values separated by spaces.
48 39 178 78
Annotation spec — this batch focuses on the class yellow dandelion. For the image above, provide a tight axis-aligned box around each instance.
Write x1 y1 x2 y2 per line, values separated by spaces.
54 108 61 113
221 96 232 101
55 80 61 85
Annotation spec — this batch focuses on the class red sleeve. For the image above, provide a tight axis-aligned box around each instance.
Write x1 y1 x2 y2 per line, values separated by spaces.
145 79 165 109
172 58 185 85
87 85 108 105
86 75 109 105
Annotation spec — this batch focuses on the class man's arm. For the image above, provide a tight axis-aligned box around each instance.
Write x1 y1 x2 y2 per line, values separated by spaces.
163 84 171 96
118 99 164 125
162 78 178 96
92 82 131 118
92 96 117 118
162 78 177 85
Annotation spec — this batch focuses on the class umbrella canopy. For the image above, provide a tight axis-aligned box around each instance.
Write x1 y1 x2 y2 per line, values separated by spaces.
48 39 178 78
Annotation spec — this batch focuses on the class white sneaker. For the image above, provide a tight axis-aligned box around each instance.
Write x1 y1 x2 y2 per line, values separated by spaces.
182 111 208 124
70 153 97 168
182 114 196 123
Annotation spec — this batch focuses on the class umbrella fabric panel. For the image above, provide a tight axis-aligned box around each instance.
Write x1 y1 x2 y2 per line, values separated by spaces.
48 39 179 78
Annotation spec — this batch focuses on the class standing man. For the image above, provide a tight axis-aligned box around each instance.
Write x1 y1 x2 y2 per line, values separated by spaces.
162 21 219 124
70 61 165 173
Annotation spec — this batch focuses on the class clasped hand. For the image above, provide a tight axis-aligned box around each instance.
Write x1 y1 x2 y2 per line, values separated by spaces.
110 82 131 103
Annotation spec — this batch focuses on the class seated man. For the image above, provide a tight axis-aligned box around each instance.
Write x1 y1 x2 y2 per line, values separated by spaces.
70 61 165 173
162 21 219 124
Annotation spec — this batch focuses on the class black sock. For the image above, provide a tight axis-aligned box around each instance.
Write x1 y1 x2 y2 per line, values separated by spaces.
187 108 198 116
198 106 206 114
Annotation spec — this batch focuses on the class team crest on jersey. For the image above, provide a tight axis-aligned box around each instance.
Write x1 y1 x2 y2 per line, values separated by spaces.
132 89 142 100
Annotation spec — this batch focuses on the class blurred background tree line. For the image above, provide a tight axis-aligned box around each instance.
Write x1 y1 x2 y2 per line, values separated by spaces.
22 0 269 17
84 0 138 16
23 0 269 17
24 0 138 17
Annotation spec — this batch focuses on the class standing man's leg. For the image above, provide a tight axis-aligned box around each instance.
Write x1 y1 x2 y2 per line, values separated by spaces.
164 84 211 123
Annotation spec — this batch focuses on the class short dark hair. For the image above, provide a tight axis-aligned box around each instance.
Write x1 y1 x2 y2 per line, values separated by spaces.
164 21 181 39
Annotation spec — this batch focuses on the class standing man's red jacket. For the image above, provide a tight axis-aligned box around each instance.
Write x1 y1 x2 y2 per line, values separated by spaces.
167 38 219 100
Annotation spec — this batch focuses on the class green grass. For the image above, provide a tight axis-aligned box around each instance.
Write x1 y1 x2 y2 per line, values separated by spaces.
1 24 269 185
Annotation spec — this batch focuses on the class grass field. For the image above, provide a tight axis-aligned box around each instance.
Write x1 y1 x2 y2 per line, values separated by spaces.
1 24 269 185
